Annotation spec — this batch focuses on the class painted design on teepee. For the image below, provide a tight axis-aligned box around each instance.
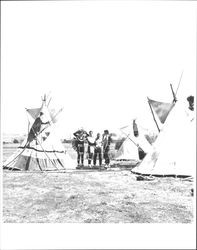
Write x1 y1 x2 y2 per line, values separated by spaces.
151 151 158 163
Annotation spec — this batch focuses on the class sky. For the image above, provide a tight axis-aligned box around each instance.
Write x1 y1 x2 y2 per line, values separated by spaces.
1 1 196 138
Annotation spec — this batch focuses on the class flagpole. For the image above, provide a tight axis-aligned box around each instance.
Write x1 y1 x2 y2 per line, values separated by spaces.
147 97 160 133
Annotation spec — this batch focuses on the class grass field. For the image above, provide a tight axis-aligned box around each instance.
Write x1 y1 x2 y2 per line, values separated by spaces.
2 144 194 223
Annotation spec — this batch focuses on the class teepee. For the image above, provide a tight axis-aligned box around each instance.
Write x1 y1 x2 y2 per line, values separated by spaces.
115 134 140 161
115 120 152 161
3 95 76 171
132 95 195 177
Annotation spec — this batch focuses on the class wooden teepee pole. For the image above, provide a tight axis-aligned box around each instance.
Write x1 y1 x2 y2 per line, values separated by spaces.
170 84 177 103
175 70 183 96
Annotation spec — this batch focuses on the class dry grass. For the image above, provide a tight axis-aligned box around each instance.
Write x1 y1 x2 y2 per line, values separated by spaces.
3 171 194 223
2 144 194 223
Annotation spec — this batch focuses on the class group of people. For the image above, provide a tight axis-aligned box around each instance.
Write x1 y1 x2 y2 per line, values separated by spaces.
73 129 112 169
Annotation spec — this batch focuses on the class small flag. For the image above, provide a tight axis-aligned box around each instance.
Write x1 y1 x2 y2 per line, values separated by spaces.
148 98 175 124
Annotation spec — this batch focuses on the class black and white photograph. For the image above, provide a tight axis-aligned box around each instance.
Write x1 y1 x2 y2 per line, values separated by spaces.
1 0 196 249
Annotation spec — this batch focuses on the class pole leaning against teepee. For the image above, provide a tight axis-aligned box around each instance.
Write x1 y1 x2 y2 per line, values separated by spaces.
147 97 160 133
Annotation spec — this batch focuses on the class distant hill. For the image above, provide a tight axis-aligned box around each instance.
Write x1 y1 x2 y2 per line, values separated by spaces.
3 133 26 144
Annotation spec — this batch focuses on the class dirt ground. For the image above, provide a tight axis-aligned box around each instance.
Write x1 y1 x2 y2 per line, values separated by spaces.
2 144 194 223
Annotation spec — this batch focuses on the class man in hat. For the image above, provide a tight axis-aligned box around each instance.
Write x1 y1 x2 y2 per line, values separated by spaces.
102 130 112 169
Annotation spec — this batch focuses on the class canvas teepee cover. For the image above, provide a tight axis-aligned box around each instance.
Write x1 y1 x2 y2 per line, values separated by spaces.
3 98 76 171
132 97 195 177
115 134 140 161
115 120 152 161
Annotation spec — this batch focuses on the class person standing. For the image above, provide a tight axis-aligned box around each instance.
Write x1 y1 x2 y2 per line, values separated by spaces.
73 129 88 168
86 131 95 167
102 130 112 169
27 112 50 146
187 95 194 111
93 133 102 168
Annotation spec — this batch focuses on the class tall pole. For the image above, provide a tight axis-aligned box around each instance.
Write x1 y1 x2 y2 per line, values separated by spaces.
147 97 160 133
175 70 183 96
47 97 52 107
170 84 177 103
